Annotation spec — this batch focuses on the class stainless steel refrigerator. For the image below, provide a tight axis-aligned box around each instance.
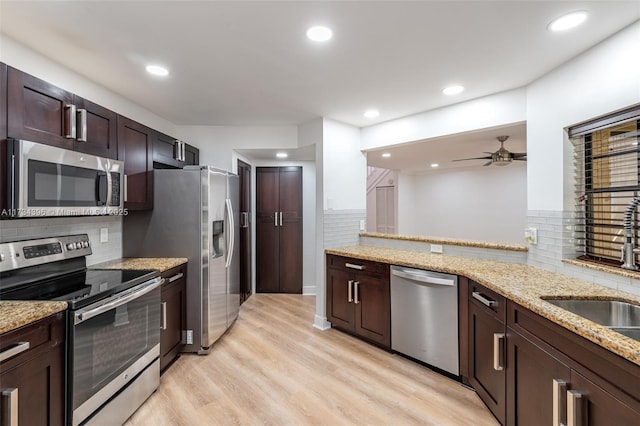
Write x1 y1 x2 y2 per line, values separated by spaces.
123 166 240 354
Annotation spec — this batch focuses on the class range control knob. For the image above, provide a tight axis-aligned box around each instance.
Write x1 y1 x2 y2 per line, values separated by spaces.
75 242 83 249
67 243 76 251
82 241 89 248
0 253 5 262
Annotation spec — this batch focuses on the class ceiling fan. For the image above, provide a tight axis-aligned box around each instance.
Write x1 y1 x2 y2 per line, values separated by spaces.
452 136 526 166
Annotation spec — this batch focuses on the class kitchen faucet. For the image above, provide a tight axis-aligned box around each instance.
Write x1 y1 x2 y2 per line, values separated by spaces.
621 196 640 270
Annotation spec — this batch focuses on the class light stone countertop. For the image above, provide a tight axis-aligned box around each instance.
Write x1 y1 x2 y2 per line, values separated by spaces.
326 245 640 367
91 257 188 273
0 301 67 335
360 232 528 252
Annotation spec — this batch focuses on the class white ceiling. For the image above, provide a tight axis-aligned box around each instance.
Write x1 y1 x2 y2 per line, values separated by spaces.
1 1 638 168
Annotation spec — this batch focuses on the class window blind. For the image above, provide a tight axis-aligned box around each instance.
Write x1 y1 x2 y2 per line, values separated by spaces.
571 106 640 265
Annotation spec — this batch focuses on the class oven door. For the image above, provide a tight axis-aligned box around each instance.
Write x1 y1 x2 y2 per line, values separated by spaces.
70 277 162 426
9 139 123 217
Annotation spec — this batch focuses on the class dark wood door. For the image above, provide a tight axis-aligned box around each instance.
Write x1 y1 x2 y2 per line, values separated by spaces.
117 116 153 210
506 328 571 426
569 370 640 426
237 160 252 304
256 166 302 293
7 66 74 150
73 96 118 159
354 271 390 347
326 267 355 331
469 301 506 425
1 62 8 213
153 132 180 168
160 265 187 372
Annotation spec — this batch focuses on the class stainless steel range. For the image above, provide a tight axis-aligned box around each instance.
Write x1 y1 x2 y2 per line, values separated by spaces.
0 234 162 426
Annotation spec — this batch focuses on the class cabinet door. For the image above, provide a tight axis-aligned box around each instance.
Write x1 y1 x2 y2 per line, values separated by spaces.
160 267 187 372
73 96 118 159
117 116 153 210
184 143 199 166
153 132 180 168
506 329 571 426
279 218 303 293
354 272 390 348
568 370 640 426
256 212 280 293
7 66 74 150
1 63 8 213
326 267 355 331
469 301 506 425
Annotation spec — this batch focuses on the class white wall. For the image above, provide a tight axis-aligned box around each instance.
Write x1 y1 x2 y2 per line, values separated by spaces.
175 125 298 170
322 119 366 210
398 164 527 244
1 35 176 135
526 21 640 211
361 88 527 151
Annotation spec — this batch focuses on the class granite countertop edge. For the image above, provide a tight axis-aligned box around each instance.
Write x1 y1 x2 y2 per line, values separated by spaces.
0 301 68 335
326 245 640 367
360 232 528 252
90 257 188 273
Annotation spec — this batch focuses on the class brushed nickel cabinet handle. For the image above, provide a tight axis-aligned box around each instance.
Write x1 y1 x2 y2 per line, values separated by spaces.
77 108 88 142
168 272 184 283
124 175 128 202
279 211 283 227
553 379 568 426
493 333 505 371
1 387 19 426
65 104 77 139
345 263 365 270
274 212 278 227
161 302 167 330
472 291 497 307
567 390 584 426
0 342 30 363
354 281 360 304
348 280 354 302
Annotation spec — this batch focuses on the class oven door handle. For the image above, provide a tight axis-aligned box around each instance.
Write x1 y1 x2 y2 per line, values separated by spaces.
74 277 164 325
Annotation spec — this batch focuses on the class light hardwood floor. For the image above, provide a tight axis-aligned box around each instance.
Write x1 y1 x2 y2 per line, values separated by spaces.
125 294 498 426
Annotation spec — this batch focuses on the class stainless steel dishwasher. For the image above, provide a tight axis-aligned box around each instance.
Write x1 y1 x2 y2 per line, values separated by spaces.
390 265 459 376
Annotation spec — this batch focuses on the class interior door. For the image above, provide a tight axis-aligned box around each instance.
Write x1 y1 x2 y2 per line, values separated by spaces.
237 160 252 304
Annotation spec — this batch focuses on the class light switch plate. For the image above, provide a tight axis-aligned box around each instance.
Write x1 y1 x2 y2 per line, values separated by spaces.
359 219 365 231
100 228 108 243
430 244 443 254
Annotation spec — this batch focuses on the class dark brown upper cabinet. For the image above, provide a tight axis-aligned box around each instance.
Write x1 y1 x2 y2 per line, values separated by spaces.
117 116 154 210
7 66 117 159
153 132 199 169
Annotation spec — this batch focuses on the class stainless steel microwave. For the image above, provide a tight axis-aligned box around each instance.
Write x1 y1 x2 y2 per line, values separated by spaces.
3 139 124 218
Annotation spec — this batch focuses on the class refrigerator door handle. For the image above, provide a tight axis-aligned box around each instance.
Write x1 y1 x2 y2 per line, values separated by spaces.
225 198 235 268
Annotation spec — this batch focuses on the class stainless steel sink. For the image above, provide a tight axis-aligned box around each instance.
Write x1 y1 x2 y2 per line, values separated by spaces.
543 299 640 341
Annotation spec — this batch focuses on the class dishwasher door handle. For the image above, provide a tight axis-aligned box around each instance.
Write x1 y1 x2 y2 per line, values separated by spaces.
391 268 456 286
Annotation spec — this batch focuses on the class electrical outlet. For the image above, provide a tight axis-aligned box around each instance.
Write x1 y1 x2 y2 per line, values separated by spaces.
100 228 108 243
524 228 538 244
430 244 443 254
359 219 366 231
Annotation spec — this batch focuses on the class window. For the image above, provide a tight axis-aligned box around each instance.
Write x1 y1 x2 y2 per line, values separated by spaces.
571 105 640 265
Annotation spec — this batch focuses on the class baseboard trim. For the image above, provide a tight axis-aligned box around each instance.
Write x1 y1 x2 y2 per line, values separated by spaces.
313 315 331 331
302 285 316 295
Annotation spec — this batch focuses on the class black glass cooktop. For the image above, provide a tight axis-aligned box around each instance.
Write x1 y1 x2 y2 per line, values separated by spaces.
0 268 159 310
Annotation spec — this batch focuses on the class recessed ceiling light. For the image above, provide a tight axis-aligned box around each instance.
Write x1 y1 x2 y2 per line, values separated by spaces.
431 163 439 168
382 153 391 158
364 110 380 119
548 11 588 32
306 26 333 42
443 85 464 95
276 152 288 159
145 65 169 77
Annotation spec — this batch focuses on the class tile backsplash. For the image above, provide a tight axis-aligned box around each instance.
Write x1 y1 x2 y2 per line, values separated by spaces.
0 216 122 266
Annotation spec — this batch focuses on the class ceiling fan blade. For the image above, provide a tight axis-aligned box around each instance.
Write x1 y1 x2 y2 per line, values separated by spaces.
483 161 493 166
452 156 493 162
511 153 527 158
514 158 527 161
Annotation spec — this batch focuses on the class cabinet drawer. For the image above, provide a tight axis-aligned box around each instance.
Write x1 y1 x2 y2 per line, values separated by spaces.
0 311 65 370
326 254 387 277
469 280 506 322
161 264 187 284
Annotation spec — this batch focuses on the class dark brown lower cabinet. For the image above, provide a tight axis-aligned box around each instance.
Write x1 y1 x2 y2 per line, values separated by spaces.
506 327 571 425
0 311 66 426
160 264 187 372
326 254 390 348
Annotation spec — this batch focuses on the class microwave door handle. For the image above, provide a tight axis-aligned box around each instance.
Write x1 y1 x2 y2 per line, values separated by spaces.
106 171 113 206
